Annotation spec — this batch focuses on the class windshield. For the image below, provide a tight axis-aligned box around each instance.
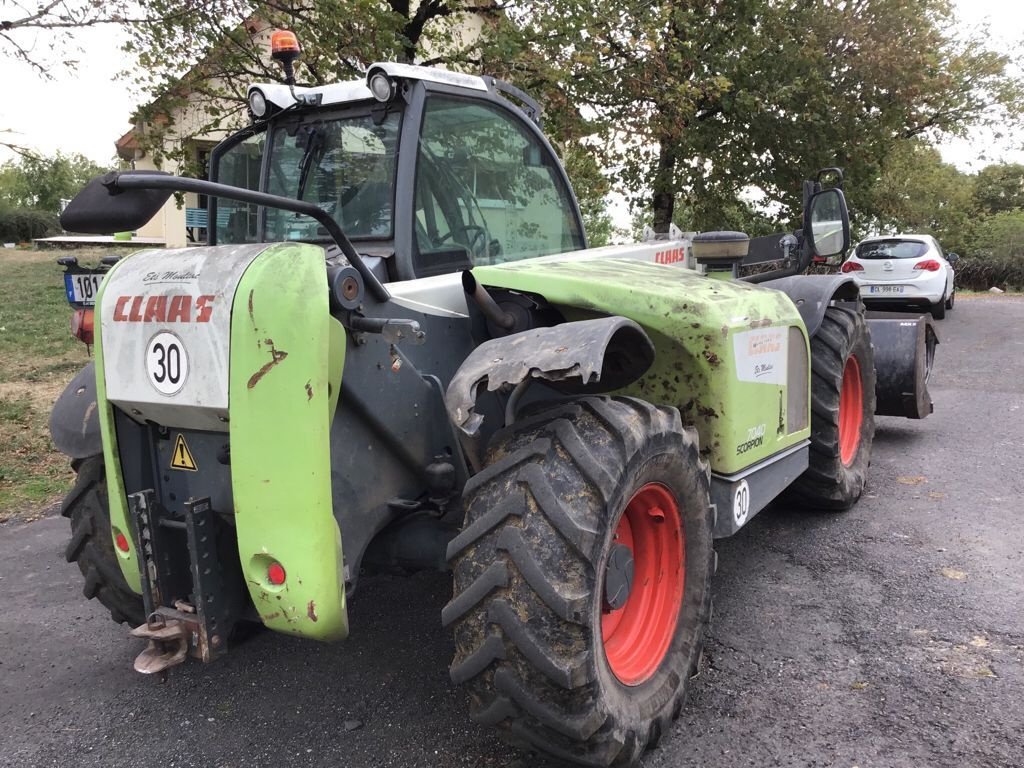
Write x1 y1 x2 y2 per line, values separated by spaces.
856 239 929 259
265 111 400 241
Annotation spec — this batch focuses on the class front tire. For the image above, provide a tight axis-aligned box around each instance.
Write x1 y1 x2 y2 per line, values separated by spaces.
786 305 876 510
444 397 713 767
62 456 145 626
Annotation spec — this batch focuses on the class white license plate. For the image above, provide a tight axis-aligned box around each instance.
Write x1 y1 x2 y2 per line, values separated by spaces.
868 285 905 295
64 273 103 305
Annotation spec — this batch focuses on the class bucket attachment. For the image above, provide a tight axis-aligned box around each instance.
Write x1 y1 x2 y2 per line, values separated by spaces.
865 312 938 419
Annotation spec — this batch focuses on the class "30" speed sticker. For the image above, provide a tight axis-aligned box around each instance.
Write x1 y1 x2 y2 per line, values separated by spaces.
146 331 189 395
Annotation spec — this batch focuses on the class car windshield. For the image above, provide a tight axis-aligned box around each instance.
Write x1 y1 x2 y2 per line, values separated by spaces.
856 239 929 259
264 111 401 241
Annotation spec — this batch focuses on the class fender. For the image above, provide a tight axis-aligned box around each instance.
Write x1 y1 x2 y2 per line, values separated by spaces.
445 316 655 438
760 274 860 337
49 362 102 459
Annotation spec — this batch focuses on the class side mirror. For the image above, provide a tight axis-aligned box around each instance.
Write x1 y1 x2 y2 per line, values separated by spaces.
947 252 960 264
804 187 850 259
59 171 174 234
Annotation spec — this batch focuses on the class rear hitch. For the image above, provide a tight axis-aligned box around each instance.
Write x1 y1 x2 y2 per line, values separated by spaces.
127 491 242 676
131 615 191 675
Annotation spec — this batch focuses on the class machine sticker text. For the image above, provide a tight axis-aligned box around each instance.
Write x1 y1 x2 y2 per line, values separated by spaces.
146 331 189 396
113 294 215 323
733 327 788 385
736 424 766 455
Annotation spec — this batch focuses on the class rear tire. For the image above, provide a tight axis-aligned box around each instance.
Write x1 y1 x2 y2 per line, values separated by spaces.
786 305 876 510
931 298 946 320
945 288 955 311
444 397 714 767
62 456 145 626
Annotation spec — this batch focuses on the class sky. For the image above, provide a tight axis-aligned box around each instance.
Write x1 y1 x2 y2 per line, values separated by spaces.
0 1 1022 172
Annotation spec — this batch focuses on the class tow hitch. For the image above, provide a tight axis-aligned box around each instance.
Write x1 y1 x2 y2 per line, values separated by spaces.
131 614 191 674
127 491 242 676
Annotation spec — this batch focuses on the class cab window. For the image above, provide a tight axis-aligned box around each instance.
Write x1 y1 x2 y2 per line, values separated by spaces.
413 96 584 276
213 130 264 244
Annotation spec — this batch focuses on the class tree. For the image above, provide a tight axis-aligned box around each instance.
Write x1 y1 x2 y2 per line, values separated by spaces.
124 1 504 161
495 0 1024 234
0 151 111 212
974 210 1024 260
862 139 976 254
973 163 1024 216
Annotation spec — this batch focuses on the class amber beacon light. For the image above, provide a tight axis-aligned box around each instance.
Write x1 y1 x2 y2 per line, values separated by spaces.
270 30 301 85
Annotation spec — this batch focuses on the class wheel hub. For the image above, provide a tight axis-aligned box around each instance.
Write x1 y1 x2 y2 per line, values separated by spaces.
603 543 635 611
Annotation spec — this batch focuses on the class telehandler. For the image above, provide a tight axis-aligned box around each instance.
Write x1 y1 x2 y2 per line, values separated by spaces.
51 35 936 766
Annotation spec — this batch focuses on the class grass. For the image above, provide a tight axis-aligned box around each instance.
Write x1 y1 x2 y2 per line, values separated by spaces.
0 248 119 521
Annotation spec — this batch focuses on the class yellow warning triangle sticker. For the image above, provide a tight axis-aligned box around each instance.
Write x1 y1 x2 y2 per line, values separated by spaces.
170 433 198 471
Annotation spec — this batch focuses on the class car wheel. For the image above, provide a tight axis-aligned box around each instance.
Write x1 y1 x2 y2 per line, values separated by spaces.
931 299 946 320
945 288 955 310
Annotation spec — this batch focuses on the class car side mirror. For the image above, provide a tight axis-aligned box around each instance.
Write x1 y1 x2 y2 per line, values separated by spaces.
947 252 960 264
60 171 174 234
804 187 850 259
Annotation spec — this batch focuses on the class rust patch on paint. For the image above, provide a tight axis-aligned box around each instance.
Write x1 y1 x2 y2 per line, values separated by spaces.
305 380 314 401
247 345 288 389
307 600 318 622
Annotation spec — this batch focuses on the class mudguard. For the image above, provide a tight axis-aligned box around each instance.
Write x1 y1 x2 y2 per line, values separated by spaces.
445 316 655 437
758 274 860 337
49 362 102 459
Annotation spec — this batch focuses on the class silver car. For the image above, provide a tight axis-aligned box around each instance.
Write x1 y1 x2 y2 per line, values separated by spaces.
841 234 957 319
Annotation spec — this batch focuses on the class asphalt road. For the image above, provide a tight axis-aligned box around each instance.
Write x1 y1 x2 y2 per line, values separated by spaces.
2 296 1022 768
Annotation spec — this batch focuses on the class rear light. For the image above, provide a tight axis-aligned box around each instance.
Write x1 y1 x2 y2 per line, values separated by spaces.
267 561 287 585
70 308 94 345
840 261 863 273
914 259 942 272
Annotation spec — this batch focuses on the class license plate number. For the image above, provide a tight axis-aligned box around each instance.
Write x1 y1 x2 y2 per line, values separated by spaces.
64 273 103 305
868 285 905 295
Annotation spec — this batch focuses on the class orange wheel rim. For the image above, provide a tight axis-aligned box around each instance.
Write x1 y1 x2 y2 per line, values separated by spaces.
601 483 685 686
838 355 863 466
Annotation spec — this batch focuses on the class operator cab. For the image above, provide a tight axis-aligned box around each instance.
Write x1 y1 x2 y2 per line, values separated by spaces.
209 62 587 284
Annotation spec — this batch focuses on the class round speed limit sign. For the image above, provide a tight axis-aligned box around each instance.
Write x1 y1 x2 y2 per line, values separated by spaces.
145 331 189 395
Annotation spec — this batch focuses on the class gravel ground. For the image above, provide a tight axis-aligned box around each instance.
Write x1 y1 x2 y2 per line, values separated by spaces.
1 296 1021 768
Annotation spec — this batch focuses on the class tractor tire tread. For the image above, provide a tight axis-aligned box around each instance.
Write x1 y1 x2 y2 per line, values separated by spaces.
446 395 714 766
61 456 146 627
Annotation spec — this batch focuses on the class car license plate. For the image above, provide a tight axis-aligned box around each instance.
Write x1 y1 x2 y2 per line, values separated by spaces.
64 272 103 305
868 285 905 295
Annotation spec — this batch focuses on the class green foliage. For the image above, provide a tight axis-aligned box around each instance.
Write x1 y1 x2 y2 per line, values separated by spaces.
973 210 1024 259
125 1 500 169
865 140 976 255
972 164 1024 216
0 209 61 243
492 0 1024 234
0 152 111 213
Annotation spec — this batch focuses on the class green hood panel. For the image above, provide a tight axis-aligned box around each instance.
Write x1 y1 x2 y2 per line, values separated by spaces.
473 258 811 474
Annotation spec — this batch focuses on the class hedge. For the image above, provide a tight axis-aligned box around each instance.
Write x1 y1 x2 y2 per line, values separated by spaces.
954 255 1024 292
0 208 61 243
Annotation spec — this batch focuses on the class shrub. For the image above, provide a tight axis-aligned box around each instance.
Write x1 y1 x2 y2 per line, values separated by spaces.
955 255 1024 291
0 208 61 243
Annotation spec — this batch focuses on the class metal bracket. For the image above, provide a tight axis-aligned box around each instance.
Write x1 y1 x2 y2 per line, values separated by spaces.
127 492 231 673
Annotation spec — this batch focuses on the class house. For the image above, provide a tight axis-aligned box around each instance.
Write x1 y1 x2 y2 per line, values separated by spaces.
115 12 490 248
